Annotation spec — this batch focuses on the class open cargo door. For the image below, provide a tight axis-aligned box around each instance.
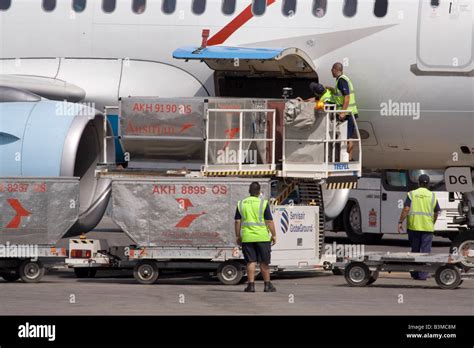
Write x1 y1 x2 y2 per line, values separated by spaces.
173 46 318 98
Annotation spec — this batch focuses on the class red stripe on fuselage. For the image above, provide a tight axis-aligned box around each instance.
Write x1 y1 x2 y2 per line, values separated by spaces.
208 0 276 46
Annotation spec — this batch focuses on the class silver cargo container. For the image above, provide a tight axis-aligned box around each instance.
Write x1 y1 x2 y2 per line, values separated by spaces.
110 176 271 248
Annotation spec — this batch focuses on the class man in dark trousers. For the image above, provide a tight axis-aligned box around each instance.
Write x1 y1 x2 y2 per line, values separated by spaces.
331 62 359 161
235 182 277 292
398 174 441 280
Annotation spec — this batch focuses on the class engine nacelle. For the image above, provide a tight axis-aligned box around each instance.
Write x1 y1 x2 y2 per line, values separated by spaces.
0 100 115 235
322 188 351 220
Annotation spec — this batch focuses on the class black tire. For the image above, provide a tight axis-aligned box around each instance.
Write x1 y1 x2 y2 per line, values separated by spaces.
344 262 371 287
74 268 97 278
367 271 379 285
1 271 20 282
133 261 159 285
343 201 383 244
217 261 244 285
332 267 344 276
435 265 462 289
19 260 45 283
450 230 474 268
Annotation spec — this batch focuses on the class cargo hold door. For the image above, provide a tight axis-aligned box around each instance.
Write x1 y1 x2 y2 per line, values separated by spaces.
173 46 318 98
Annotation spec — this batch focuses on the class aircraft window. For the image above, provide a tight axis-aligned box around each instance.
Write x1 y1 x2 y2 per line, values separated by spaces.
0 0 11 11
133 0 146 14
374 0 388 17
252 0 266 16
381 170 409 192
102 0 116 13
283 0 297 16
72 0 86 12
431 0 440 7
312 0 327 17
162 0 176 14
343 0 357 17
388 172 407 187
192 0 206 15
42 0 56 12
222 0 236 15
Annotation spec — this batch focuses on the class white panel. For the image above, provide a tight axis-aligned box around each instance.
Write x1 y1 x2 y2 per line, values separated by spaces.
118 60 208 98
271 206 319 265
0 58 60 77
0 0 93 58
56 58 122 109
418 0 473 70
381 187 406 234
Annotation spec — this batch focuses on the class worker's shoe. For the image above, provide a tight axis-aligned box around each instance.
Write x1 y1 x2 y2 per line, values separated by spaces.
244 282 255 292
264 282 276 292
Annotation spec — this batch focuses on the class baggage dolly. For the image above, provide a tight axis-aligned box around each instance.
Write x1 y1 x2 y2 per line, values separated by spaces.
343 252 472 289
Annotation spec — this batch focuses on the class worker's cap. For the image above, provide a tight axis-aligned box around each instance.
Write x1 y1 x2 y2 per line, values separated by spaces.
309 82 325 95
418 174 430 185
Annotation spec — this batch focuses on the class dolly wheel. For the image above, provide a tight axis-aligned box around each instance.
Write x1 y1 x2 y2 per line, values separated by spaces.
217 261 244 285
344 262 371 287
133 261 159 284
19 260 45 283
435 265 462 289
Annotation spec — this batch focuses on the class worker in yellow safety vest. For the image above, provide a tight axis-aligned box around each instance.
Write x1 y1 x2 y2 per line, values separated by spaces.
331 62 359 161
235 182 277 292
398 174 441 280
309 82 335 108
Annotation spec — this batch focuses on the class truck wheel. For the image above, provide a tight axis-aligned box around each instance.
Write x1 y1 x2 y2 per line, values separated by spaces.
19 260 45 283
133 261 159 284
1 271 20 282
435 265 462 289
344 262 371 287
217 261 243 285
74 268 97 278
450 230 474 268
367 271 379 285
343 201 383 244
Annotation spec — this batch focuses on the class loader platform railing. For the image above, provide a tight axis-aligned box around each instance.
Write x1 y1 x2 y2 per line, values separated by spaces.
203 106 277 176
279 103 361 183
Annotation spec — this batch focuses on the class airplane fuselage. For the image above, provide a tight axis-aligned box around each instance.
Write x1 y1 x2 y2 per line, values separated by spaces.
0 0 473 170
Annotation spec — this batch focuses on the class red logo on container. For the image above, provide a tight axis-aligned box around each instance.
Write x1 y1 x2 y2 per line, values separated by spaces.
6 199 31 228
175 198 206 228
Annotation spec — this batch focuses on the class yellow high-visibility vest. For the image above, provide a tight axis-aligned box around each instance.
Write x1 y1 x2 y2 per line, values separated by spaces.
320 89 334 104
334 74 358 115
237 196 271 243
407 187 437 232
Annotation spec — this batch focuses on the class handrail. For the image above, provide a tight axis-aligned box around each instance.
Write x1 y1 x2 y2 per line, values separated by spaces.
205 108 277 172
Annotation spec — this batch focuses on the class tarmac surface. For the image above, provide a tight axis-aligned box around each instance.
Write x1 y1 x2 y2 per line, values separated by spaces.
1 218 472 316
